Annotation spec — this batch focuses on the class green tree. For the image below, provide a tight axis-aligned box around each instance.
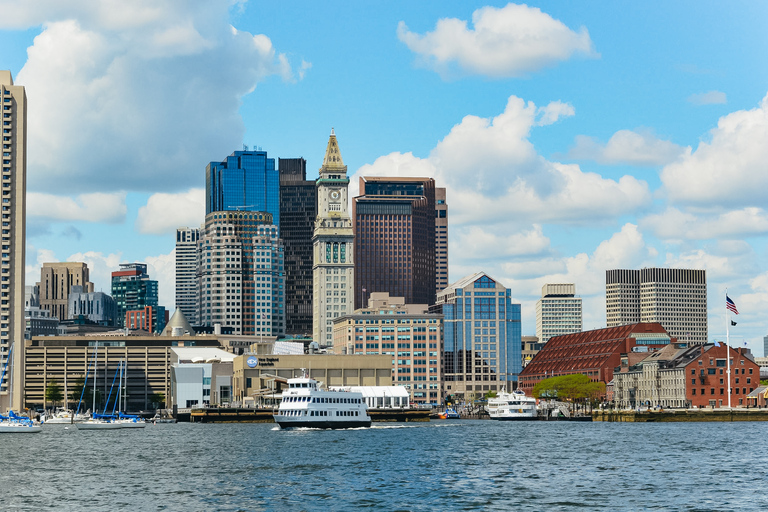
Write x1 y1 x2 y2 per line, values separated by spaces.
485 390 497 399
532 374 605 403
151 392 166 409
45 379 64 408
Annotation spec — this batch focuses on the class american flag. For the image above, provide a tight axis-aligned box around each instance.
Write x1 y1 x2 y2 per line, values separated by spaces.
726 295 739 315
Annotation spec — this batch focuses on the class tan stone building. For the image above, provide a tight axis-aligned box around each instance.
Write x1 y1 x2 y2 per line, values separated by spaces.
332 292 443 404
233 352 392 404
37 262 95 321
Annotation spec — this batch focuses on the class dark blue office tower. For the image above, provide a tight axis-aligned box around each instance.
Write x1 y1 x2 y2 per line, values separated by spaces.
206 149 280 227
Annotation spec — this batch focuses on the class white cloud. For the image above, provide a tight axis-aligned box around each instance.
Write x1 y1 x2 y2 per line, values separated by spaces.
688 90 727 105
452 225 551 261
145 250 176 311
352 95 651 227
135 188 205 235
641 207 768 241
397 3 596 78
536 100 575 126
11 1 304 195
567 129 687 166
27 192 127 223
660 92 768 206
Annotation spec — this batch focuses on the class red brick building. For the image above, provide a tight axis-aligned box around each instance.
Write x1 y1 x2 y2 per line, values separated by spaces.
685 344 759 408
519 323 674 396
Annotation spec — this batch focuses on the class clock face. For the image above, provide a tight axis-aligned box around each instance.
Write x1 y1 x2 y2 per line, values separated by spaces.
329 190 341 201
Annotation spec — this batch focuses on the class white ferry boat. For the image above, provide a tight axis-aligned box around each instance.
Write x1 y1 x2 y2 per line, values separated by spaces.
487 390 538 420
274 371 371 429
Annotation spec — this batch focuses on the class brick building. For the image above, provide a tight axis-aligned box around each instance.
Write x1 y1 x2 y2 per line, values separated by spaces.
519 323 673 396
684 344 759 408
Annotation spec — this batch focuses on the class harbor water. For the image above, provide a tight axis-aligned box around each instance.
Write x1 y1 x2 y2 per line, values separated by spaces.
2 420 766 511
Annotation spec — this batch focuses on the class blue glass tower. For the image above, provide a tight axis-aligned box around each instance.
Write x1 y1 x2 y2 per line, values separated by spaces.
206 150 280 228
431 272 522 401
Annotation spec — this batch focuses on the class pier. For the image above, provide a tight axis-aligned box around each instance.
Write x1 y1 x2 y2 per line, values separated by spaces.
593 408 768 422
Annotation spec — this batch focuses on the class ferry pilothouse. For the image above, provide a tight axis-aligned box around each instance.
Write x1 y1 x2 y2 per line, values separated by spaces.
273 370 371 429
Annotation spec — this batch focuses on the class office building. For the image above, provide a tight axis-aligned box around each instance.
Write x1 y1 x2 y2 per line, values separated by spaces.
68 286 117 326
126 305 168 334
196 212 284 337
175 227 200 325
333 292 443 404
111 263 159 328
313 129 355 347
435 187 449 295
279 158 316 336
521 335 543 368
606 268 708 345
36 262 95 321
535 283 582 343
432 272 522 400
353 176 436 309
205 148 279 226
0 71 26 411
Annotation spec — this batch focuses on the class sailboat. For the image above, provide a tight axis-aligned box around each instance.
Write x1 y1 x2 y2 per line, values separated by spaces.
77 347 121 430
115 360 145 429
0 344 42 433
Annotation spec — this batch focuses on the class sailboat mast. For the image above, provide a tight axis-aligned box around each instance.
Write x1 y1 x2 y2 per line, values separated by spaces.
92 345 97 413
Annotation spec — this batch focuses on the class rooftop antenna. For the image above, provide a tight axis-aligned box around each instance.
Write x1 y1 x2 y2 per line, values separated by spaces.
243 144 248 151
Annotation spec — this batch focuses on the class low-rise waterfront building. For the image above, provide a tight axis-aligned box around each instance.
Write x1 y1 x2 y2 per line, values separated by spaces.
613 343 759 409
519 323 674 396
332 292 443 405
169 347 236 408
232 352 393 405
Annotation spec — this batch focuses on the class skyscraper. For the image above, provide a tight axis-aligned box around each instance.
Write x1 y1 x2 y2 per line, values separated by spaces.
36 262 94 321
433 272 522 400
196 211 283 336
535 283 582 343
175 227 200 325
435 187 449 295
205 149 280 226
606 268 708 345
279 158 316 335
353 176 436 309
312 129 355 347
0 71 26 411
111 263 159 328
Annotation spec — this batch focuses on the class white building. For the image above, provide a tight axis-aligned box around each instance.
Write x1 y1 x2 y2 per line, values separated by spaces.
197 219 243 334
170 347 236 408
175 227 200 325
535 283 582 344
0 71 26 412
606 268 708 345
312 129 355 347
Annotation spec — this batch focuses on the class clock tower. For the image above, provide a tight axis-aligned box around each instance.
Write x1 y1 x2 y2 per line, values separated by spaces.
312 129 355 347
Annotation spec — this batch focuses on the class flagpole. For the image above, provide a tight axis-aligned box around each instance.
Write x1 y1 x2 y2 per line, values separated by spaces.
725 289 731 409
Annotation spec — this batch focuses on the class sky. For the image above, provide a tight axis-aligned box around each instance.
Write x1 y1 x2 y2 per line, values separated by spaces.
1 1 768 354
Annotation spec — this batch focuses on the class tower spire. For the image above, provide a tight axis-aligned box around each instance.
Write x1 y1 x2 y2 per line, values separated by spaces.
321 128 346 172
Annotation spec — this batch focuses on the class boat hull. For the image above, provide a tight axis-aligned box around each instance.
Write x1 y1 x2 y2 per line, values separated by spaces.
0 424 42 433
276 419 371 430
489 416 538 421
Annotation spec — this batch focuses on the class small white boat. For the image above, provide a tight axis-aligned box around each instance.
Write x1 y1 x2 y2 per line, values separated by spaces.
487 390 538 420
44 409 88 424
0 411 42 433
76 414 122 430
274 370 371 429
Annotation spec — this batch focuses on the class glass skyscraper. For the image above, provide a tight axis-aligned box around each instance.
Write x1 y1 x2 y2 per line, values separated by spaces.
205 149 280 228
432 272 522 402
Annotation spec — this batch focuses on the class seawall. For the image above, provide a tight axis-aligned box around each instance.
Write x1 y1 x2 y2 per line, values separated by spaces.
593 408 768 422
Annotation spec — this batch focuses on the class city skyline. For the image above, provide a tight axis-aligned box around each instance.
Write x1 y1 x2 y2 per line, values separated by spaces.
2 2 767 353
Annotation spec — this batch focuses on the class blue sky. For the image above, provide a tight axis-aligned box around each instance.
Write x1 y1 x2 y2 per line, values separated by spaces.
2 1 767 354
